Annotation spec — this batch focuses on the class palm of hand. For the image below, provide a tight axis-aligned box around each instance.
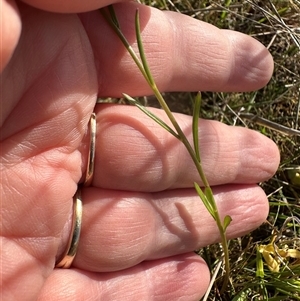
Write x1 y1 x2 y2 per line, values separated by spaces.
1 5 98 299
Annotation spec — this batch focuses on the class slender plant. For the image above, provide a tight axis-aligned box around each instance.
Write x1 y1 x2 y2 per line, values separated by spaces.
100 6 233 293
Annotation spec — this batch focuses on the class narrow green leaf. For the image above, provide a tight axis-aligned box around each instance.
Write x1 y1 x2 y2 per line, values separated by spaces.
108 5 120 28
223 215 232 231
100 7 149 83
135 9 156 87
194 182 216 220
204 186 217 212
100 7 126 44
192 92 201 162
123 94 179 138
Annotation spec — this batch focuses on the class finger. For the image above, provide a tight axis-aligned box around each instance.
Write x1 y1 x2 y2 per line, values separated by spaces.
0 0 21 72
39 254 209 301
87 104 279 192
71 184 268 272
80 2 274 96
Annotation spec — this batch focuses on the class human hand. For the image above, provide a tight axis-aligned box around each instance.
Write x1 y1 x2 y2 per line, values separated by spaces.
1 1 280 300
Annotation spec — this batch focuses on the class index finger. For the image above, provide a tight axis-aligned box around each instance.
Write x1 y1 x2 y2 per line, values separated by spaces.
80 2 273 97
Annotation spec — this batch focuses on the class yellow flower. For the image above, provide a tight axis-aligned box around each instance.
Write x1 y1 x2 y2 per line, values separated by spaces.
258 235 300 272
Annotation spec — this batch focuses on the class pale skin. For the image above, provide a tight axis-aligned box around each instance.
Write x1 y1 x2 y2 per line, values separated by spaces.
1 0 280 300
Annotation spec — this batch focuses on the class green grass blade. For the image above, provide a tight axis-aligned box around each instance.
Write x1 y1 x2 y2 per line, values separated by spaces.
192 92 201 163
256 247 265 278
220 0 232 20
123 94 180 138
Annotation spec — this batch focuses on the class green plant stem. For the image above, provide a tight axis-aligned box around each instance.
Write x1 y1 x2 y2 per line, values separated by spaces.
101 5 230 293
134 9 231 291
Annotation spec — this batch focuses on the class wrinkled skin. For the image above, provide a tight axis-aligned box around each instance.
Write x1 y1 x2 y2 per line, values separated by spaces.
1 1 280 300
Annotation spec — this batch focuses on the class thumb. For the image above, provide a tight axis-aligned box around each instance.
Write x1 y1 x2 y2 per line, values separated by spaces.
0 0 21 72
